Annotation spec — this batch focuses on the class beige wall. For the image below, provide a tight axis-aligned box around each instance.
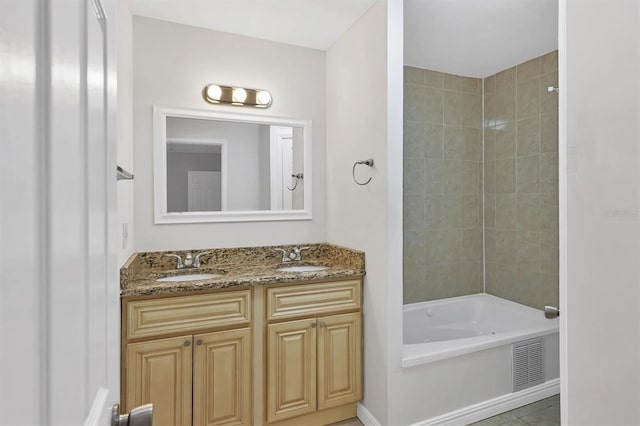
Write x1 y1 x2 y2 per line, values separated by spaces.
117 0 134 266
326 2 392 422
484 51 559 309
403 67 483 303
133 16 326 252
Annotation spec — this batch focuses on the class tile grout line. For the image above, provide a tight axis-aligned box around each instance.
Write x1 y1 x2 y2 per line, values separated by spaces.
515 68 519 290
482 77 486 294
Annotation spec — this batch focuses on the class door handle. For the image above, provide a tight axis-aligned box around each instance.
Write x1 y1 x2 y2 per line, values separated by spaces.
544 305 560 319
112 403 153 426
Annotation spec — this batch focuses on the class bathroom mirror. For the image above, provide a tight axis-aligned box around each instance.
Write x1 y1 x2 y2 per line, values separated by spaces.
153 106 312 223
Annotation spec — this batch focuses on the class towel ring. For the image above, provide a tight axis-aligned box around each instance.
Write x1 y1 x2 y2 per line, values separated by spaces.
287 173 303 191
352 159 374 186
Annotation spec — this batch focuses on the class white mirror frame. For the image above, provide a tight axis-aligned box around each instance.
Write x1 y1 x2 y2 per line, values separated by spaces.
153 106 312 224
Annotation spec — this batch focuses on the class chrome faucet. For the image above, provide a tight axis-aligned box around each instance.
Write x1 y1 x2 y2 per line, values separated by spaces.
193 251 212 267
165 251 212 269
164 254 184 269
274 247 310 263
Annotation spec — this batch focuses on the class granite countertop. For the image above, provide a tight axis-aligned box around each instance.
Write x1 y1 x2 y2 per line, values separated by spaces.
120 243 365 298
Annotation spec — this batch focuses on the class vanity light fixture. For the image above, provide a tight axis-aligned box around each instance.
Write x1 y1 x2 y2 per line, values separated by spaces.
203 84 273 108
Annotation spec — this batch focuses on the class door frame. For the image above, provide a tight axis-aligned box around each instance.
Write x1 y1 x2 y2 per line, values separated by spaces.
269 126 295 210
168 137 229 211
558 0 568 423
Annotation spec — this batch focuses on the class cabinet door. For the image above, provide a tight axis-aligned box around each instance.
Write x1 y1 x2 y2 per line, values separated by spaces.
317 313 362 410
193 328 252 426
126 336 192 426
267 319 317 423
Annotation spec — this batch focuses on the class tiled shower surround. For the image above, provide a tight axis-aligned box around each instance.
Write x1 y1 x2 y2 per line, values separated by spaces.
403 51 559 309
403 67 484 303
484 51 559 309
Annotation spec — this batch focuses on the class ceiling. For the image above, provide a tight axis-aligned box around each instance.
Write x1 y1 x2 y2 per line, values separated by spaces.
129 0 377 51
404 0 558 78
130 0 558 77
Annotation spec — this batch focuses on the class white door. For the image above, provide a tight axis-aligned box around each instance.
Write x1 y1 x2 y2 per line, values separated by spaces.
188 171 222 211
561 0 640 423
0 0 119 424
269 126 294 210
280 137 294 210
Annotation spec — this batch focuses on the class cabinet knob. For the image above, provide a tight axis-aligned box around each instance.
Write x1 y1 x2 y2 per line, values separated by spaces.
318 321 326 328
184 340 191 347
196 339 203 345
311 322 317 328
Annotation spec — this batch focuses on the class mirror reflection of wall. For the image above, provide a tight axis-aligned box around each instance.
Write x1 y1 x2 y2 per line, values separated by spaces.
165 116 304 213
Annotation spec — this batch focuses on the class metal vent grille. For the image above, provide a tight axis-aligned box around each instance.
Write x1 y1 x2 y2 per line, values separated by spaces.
513 338 545 392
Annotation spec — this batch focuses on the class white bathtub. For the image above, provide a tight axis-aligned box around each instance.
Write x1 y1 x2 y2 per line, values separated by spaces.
394 293 559 424
403 293 559 367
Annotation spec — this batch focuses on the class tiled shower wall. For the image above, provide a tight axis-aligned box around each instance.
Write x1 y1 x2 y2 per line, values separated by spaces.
484 51 559 309
403 67 484 303
403 50 559 308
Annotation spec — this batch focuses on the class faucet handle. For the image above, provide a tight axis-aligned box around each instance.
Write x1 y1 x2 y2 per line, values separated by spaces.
273 248 288 262
194 251 212 268
165 254 184 269
293 246 310 261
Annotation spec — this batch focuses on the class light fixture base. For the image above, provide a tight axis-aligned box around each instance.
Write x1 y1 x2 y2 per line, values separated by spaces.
203 84 272 108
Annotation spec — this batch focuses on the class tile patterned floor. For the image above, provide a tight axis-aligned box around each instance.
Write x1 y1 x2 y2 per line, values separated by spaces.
469 394 560 426
328 417 364 426
325 395 559 426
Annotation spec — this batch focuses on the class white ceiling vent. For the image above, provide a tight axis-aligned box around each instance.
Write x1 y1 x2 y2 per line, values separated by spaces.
513 338 545 392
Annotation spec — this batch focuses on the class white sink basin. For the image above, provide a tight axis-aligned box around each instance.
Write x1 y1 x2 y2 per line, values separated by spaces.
276 265 330 273
156 273 222 282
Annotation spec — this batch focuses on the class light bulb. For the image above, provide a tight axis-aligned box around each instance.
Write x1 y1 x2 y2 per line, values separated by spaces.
232 87 247 103
256 90 272 106
205 84 222 101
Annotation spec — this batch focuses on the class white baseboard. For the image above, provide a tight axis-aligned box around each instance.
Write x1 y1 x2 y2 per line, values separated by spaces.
409 379 560 426
357 402 382 426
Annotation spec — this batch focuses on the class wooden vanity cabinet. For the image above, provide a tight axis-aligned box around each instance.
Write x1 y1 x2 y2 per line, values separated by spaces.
317 312 362 410
126 335 194 426
267 318 318 421
265 279 363 424
121 277 363 426
193 328 252 426
121 289 252 426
